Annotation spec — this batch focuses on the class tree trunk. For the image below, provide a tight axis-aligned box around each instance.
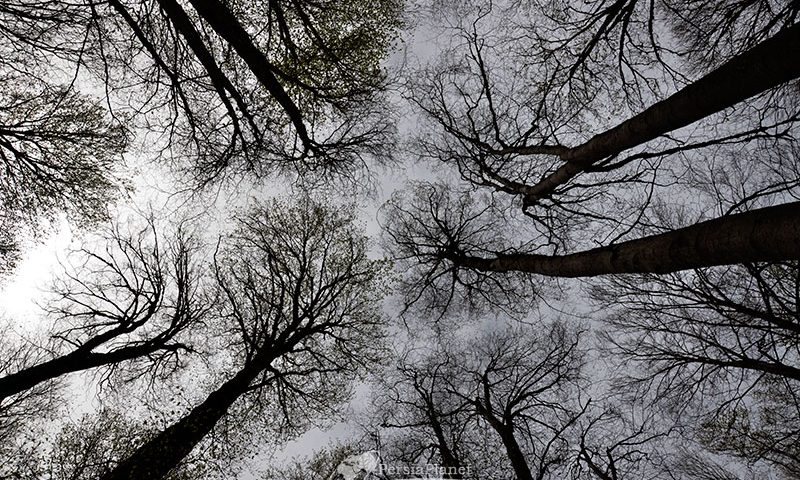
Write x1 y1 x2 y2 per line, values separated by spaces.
428 411 462 477
450 202 800 277
184 0 311 146
496 426 535 480
0 343 175 402
99 360 264 480
522 22 800 205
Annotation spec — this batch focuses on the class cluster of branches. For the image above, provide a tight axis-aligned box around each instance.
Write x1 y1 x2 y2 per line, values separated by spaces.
1 0 401 182
0 196 391 480
367 320 678 480
374 2 800 479
0 0 403 275
385 0 800 315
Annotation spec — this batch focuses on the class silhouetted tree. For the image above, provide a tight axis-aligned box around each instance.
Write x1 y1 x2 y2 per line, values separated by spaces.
0 216 210 404
594 261 800 477
99 197 390 479
385 1 800 313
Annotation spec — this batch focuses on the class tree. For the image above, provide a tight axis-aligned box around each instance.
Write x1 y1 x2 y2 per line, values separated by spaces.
371 320 590 480
372 345 471 477
99 197 390 479
262 443 362 480
593 261 800 477
1 0 402 187
0 77 127 274
2 408 209 479
384 0 800 312
0 216 210 404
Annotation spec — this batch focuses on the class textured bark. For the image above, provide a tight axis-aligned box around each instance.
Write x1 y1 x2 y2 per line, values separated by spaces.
450 202 800 277
185 0 312 147
99 359 264 480
523 22 800 205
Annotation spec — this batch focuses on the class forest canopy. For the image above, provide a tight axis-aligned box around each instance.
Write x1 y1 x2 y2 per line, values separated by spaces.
0 0 798 479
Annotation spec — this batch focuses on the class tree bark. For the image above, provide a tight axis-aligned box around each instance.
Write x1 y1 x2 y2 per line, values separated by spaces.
99 359 265 480
522 22 800 205
427 410 462 477
474 399 534 480
450 202 800 277
495 425 535 480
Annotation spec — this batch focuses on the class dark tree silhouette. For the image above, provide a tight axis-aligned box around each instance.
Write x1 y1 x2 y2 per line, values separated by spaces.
1 0 401 186
99 197 390 480
0 216 210 403
0 79 127 273
386 1 800 314
594 261 800 476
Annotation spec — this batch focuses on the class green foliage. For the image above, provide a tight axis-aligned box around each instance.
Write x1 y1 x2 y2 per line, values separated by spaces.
0 77 128 273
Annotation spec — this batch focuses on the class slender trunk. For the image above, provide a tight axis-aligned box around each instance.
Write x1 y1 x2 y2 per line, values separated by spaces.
184 0 311 147
428 411 461 477
450 202 800 277
523 22 800 205
0 343 171 402
99 361 263 480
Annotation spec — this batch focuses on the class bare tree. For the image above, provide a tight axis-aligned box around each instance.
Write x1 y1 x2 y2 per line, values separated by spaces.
0 216 210 403
386 0 800 310
372 345 471 477
371 320 590 480
98 197 390 479
593 260 800 477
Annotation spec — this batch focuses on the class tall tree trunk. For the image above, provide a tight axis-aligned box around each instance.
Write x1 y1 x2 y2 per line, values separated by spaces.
99 360 264 480
496 426 535 480
522 22 800 206
449 202 800 277
428 410 462 477
184 0 311 147
0 343 177 402
474 400 534 480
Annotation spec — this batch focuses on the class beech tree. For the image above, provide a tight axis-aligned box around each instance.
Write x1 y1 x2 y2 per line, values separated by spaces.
98 197 390 479
1 0 402 186
0 216 209 405
370 321 591 480
384 0 800 313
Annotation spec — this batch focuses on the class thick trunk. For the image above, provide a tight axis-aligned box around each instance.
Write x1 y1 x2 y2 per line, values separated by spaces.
523 22 800 205
184 0 311 146
496 426 535 480
686 356 800 382
475 401 534 480
150 0 254 134
0 343 171 402
451 202 800 277
99 361 263 480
